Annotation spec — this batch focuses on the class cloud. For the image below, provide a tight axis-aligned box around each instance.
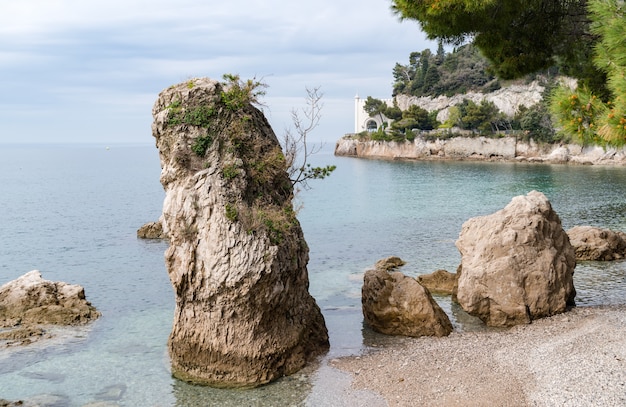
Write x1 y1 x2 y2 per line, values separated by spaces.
0 0 437 143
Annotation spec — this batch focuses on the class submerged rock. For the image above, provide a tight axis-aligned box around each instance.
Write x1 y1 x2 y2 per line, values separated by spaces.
151 77 328 387
455 191 576 327
362 260 452 337
567 225 626 261
0 270 99 328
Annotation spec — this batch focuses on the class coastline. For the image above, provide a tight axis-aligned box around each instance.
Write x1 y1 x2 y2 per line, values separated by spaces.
332 304 626 406
329 144 626 405
335 136 626 166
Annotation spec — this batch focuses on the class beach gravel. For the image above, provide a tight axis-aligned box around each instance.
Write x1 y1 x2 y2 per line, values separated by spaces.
332 305 626 406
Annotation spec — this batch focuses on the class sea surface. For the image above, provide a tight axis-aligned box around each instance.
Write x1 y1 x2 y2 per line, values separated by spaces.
1 143 626 406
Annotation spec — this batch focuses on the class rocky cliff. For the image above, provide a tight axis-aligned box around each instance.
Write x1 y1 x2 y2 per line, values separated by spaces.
151 77 329 388
335 136 626 165
395 80 546 123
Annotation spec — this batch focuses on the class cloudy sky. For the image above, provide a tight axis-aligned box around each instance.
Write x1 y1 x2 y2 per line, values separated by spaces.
0 0 436 144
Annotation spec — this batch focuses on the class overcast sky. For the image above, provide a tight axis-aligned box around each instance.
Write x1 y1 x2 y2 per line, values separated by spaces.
0 0 437 144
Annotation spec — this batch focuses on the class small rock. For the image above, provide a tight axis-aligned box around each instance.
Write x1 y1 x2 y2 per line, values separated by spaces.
362 266 453 337
374 257 406 271
417 269 457 295
136 220 167 239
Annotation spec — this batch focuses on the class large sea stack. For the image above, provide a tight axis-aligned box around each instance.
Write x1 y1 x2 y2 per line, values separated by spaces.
151 77 329 387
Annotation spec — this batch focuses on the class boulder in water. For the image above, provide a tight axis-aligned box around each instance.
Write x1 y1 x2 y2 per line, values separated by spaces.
0 270 100 328
362 259 453 337
455 191 576 327
567 225 626 261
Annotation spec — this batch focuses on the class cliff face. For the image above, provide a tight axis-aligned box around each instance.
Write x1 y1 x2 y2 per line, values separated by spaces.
151 77 329 388
395 81 545 123
335 136 626 165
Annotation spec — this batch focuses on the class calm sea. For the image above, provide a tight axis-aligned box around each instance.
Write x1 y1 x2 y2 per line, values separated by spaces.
1 143 626 406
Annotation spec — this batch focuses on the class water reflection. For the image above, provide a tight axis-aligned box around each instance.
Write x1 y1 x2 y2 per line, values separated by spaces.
574 260 626 305
171 364 315 407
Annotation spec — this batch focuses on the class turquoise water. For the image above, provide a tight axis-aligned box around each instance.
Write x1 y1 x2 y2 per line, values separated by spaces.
1 144 626 405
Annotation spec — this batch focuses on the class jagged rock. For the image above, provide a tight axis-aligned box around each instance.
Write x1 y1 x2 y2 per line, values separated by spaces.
567 226 626 261
0 270 100 328
151 77 328 388
455 191 576 327
362 260 453 337
417 269 457 295
374 256 406 271
137 220 167 239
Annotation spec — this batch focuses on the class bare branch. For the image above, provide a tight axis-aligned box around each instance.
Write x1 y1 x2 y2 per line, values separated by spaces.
282 86 336 194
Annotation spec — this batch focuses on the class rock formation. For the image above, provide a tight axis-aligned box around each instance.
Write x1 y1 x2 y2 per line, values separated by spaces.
362 259 453 337
567 226 626 261
455 191 576 327
334 135 626 165
0 270 99 328
417 269 457 295
151 77 328 387
374 256 406 271
395 80 545 122
137 220 167 239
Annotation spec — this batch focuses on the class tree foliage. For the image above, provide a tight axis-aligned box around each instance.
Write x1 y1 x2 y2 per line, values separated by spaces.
393 44 499 97
392 0 626 146
390 104 439 132
548 0 626 146
391 0 604 95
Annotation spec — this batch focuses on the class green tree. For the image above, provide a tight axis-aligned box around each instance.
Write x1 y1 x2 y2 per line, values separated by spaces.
422 66 440 94
393 44 501 98
384 102 403 121
548 0 626 146
363 97 389 128
392 62 411 95
391 0 603 94
435 40 445 65
515 104 556 143
456 99 500 133
391 104 439 132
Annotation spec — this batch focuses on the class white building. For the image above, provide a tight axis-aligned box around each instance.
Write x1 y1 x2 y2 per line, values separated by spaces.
353 94 394 133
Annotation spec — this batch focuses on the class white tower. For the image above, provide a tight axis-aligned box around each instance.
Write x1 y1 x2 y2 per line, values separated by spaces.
354 93 360 133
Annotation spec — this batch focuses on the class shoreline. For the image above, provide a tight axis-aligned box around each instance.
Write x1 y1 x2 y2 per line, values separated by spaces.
335 136 626 166
331 304 626 406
